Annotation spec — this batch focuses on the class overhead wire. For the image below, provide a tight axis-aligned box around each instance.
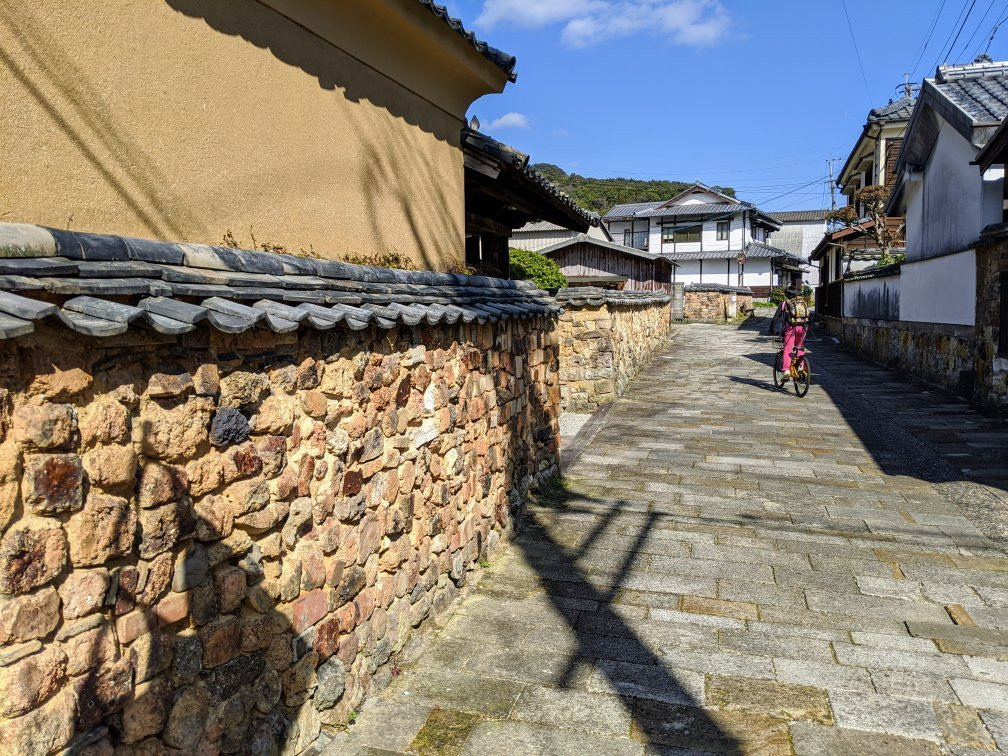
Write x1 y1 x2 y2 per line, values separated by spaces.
927 0 975 74
944 0 980 61
954 0 998 60
840 0 875 108
975 4 1008 57
909 0 949 80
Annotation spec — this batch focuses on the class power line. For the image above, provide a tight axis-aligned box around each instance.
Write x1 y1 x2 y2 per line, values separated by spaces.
841 0 874 108
945 0 980 62
927 0 975 74
758 175 833 206
974 4 1008 57
954 0 997 60
910 0 948 80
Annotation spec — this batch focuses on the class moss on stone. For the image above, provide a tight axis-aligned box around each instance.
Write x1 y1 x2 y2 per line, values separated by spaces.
407 707 482 756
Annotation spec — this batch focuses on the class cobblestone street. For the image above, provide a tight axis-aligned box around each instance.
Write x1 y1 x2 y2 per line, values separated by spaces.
324 317 1008 754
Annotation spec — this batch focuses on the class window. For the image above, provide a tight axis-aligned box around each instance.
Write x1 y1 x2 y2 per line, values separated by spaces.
999 272 1008 356
662 224 701 244
716 221 729 241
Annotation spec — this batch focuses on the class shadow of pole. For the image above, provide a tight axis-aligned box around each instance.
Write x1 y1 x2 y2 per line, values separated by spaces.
511 485 742 752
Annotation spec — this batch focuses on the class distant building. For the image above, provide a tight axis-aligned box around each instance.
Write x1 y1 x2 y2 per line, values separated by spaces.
827 59 1008 406
539 235 677 291
813 95 913 313
601 183 805 297
510 221 611 252
768 210 829 287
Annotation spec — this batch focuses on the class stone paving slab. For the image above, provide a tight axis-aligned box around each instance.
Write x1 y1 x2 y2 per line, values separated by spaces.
321 319 1008 754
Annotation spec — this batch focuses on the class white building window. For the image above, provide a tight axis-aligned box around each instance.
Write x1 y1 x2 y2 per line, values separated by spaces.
716 221 729 241
663 224 701 244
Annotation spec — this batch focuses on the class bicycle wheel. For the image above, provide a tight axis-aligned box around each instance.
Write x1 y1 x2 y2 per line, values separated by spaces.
772 350 786 388
793 356 811 397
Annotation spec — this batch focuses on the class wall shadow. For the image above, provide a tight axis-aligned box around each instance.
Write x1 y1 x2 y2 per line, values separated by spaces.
164 0 462 144
517 387 742 752
0 4 197 238
747 313 1008 549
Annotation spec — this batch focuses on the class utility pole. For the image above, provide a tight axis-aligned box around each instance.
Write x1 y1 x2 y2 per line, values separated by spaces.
827 158 837 211
902 72 913 98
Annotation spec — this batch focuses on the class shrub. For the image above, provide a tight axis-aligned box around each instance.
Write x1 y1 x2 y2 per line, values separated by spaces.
769 287 787 305
508 248 567 290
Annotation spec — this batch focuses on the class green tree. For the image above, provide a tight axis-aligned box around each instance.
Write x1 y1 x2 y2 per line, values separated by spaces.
530 164 735 216
508 248 567 290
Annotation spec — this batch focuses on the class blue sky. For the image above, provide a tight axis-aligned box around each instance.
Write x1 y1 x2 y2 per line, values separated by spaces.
451 0 1008 211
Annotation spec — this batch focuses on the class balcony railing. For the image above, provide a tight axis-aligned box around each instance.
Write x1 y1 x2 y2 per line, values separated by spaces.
621 230 649 250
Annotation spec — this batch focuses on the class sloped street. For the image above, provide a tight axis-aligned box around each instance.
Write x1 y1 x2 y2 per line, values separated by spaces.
324 317 1008 754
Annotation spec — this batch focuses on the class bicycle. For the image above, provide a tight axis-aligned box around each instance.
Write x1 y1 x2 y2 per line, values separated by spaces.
772 337 811 397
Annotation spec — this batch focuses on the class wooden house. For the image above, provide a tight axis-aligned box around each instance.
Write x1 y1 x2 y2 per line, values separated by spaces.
540 235 677 291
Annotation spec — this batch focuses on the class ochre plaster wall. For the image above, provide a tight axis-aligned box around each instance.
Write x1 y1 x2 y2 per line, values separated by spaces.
0 1 494 270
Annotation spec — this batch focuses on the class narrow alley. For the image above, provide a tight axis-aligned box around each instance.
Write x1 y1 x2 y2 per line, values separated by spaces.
324 317 1008 755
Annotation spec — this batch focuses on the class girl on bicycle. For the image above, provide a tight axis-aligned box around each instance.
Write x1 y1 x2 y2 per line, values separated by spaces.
770 283 809 382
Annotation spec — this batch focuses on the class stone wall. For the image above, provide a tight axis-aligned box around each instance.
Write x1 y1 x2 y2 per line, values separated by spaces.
684 284 754 322
841 317 978 399
0 317 559 754
555 289 672 412
976 227 1008 409
835 226 1008 411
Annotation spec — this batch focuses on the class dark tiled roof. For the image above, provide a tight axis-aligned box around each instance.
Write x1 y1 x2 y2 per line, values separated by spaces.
634 202 743 219
685 283 753 295
539 235 677 265
601 201 664 221
867 96 915 122
768 210 829 222
513 221 567 232
933 60 1008 123
664 250 738 261
419 1 517 82
461 130 598 229
0 224 561 339
554 287 671 308
744 240 807 264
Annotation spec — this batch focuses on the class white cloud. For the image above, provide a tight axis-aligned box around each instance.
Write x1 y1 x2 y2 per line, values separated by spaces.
475 0 729 47
486 112 530 129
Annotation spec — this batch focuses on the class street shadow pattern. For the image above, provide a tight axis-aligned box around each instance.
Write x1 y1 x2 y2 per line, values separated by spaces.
512 489 743 753
730 313 1008 548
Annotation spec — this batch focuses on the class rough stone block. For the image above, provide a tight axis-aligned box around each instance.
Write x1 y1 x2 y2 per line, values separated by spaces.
200 614 240 668
0 644 66 717
83 444 137 490
214 565 247 614
135 396 213 462
0 687 76 756
66 493 136 567
0 585 60 642
115 609 155 645
64 623 117 676
154 591 190 626
137 461 188 508
172 544 209 592
162 684 210 750
138 502 185 559
128 629 173 683
22 453 83 514
120 676 171 744
78 400 129 446
292 588 328 634
12 403 75 449
210 407 251 447
0 521 67 594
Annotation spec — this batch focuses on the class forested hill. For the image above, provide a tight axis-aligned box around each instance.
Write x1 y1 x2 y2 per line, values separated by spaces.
532 163 735 216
